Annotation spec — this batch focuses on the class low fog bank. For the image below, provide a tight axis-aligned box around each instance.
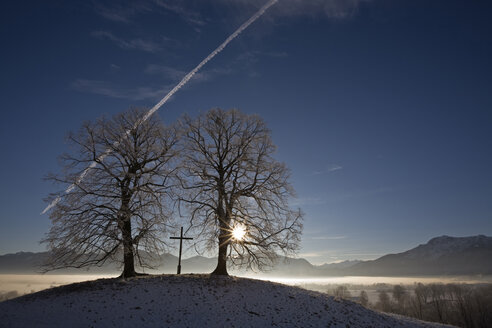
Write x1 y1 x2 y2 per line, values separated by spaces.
0 274 116 301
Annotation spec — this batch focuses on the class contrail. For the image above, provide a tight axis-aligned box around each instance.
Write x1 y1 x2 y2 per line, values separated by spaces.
42 0 278 215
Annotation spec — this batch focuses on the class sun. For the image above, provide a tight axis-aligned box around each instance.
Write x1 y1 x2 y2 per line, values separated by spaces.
231 224 247 241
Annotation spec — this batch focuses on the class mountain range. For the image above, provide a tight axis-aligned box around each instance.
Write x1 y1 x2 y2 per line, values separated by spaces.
346 235 492 276
1 235 491 276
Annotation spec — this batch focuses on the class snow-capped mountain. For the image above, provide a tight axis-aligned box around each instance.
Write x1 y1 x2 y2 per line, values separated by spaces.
347 235 492 276
402 235 492 260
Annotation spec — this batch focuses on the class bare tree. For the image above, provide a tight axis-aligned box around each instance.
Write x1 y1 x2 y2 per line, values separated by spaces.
413 283 430 320
359 290 369 307
448 284 473 328
392 284 407 313
42 108 178 278
333 285 352 299
429 283 447 322
367 283 492 327
377 290 392 312
179 108 303 275
472 285 492 328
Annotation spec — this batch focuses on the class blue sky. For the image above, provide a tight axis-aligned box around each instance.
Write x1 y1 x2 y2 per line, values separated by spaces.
1 0 491 264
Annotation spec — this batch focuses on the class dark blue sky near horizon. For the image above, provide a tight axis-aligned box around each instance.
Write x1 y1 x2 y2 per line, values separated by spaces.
0 0 491 264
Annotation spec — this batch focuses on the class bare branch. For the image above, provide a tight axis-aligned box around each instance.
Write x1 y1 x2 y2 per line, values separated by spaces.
42 108 179 277
178 108 303 275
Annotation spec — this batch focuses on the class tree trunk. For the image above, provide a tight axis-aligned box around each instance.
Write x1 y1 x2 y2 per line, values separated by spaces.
212 188 230 276
211 234 229 276
121 216 136 278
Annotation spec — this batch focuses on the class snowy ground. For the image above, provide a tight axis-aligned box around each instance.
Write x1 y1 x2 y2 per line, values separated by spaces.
0 274 453 328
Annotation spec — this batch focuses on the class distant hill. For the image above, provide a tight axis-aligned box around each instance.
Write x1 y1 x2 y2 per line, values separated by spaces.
319 260 363 270
0 251 179 275
1 235 491 276
0 252 318 276
345 235 492 276
0 252 48 274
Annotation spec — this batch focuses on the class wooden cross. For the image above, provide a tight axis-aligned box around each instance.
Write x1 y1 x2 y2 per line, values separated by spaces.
170 227 193 274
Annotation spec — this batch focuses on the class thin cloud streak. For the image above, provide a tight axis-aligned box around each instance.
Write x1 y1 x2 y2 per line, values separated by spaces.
153 0 206 27
93 3 148 23
311 236 346 240
71 79 171 101
328 165 343 172
94 0 206 27
92 31 161 53
290 197 327 206
313 164 343 175
218 0 371 20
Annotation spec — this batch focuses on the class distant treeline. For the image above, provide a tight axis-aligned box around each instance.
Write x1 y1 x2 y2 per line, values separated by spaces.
328 283 492 328
0 291 19 302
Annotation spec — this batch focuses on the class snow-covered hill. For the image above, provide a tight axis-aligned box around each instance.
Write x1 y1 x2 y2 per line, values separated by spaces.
0 275 452 328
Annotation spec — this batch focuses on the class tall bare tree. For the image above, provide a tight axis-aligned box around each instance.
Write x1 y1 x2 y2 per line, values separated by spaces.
179 108 303 275
42 108 178 277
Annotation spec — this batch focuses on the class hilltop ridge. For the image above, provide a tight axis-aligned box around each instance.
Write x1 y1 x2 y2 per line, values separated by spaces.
0 275 452 328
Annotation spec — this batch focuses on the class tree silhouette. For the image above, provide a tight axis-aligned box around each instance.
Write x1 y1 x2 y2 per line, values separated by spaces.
359 290 369 307
42 108 178 277
179 109 303 275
